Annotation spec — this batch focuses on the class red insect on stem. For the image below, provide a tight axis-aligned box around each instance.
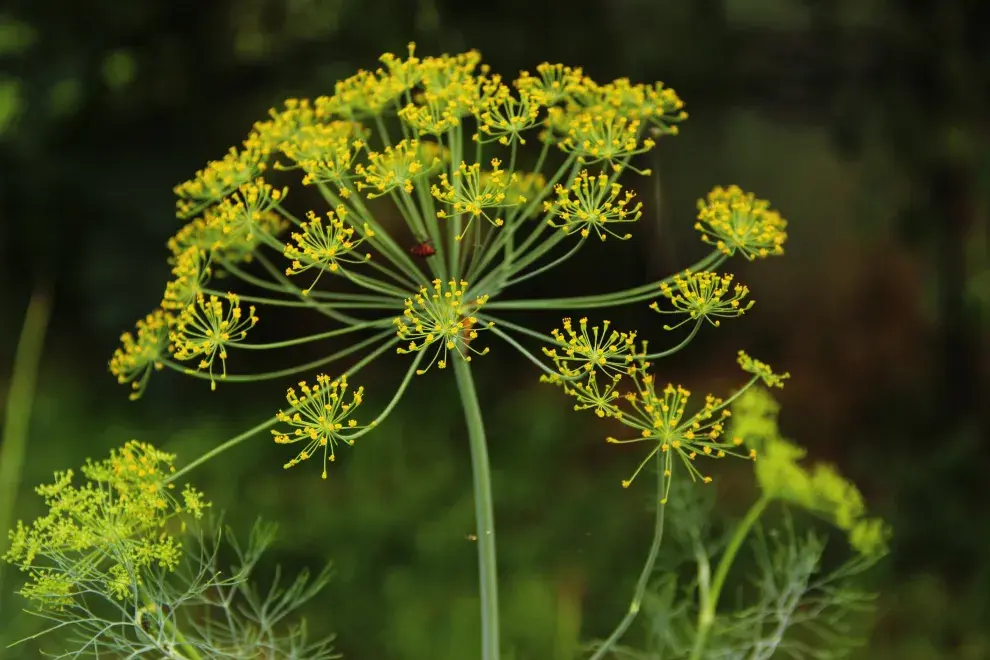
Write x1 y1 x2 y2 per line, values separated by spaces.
409 238 437 258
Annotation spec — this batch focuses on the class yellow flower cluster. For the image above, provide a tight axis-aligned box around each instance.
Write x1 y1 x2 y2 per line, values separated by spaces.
737 349 790 388
272 374 369 478
173 146 265 219
109 310 169 400
170 292 258 390
542 318 787 495
545 170 642 240
651 270 754 329
283 207 374 292
394 279 493 373
3 441 209 608
355 139 443 197
607 380 754 500
433 159 523 237
542 317 638 377
695 185 788 259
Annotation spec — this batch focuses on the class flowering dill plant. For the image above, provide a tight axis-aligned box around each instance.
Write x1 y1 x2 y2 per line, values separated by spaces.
104 44 803 658
2 442 337 657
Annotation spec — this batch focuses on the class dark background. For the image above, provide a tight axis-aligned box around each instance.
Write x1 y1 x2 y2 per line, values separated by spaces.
1 1 988 658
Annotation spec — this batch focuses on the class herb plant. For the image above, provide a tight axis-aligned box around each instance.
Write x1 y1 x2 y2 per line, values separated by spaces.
4 45 888 658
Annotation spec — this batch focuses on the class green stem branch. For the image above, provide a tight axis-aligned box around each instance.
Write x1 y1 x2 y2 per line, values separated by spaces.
589 456 667 660
164 337 397 484
688 492 772 660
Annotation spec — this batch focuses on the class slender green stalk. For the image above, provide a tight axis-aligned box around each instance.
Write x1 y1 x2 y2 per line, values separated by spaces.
485 251 726 310
235 320 391 350
0 285 52 559
203 290 403 310
688 492 772 660
589 456 667 660
488 326 559 378
164 336 397 484
641 320 702 360
452 358 500 660
502 234 583 288
163 329 395 383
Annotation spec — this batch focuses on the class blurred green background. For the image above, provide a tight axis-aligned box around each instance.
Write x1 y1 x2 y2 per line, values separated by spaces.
1 0 988 658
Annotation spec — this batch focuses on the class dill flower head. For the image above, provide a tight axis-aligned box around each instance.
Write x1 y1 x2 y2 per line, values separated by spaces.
476 86 543 145
3 441 209 608
737 350 790 388
433 159 523 237
542 317 637 377
695 185 788 259
515 63 587 106
606 376 754 501
355 138 441 196
558 112 655 169
173 146 266 219
651 270 754 329
109 309 170 400
272 374 371 478
162 245 212 312
215 178 289 244
394 279 493 373
284 207 373 292
170 292 258 390
545 170 642 240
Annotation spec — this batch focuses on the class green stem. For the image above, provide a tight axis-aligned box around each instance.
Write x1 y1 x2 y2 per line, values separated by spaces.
0 285 52 558
501 234 582 288
452 358 500 660
688 492 772 660
485 251 726 310
488 326 559 378
589 456 666 660
235 320 391 350
165 330 395 383
164 337 397 484
641 320 702 360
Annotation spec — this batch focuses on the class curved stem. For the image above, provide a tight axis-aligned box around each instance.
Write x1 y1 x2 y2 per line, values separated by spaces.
641 320 703 360
165 336 397 484
502 235 585 289
688 492 772 660
235 319 392 350
203 289 402 310
248 252 369 326
485 251 725 311
590 455 667 660
340 352 424 443
488 326 559 378
452 358 500 660
163 329 396 383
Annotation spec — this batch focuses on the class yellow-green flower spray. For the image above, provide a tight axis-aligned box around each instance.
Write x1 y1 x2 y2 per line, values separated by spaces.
89 45 885 659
